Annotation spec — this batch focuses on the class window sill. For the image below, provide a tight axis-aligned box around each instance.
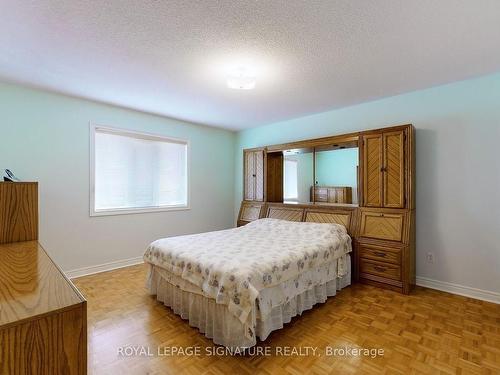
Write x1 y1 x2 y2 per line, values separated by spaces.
90 205 190 217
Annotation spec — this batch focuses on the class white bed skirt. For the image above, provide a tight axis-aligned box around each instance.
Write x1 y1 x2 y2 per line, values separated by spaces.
148 257 351 348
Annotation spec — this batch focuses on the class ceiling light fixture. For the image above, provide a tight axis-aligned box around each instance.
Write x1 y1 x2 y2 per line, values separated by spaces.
226 67 256 90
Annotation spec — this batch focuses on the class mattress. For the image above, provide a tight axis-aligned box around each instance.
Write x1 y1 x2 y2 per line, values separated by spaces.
144 218 352 343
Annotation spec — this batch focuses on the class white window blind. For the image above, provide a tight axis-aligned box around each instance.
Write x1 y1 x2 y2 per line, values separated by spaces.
91 126 188 215
283 159 298 200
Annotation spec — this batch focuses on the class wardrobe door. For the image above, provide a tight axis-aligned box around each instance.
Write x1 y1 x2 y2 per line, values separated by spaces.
363 134 383 207
244 150 255 200
383 130 405 208
254 150 265 201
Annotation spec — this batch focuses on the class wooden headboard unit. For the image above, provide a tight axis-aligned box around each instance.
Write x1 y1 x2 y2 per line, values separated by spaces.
265 203 358 237
238 123 415 295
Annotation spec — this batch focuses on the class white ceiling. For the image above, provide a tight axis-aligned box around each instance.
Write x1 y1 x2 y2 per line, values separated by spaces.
1 1 500 131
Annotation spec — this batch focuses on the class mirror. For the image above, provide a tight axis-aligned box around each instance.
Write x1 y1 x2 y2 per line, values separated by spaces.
283 148 314 203
314 145 359 204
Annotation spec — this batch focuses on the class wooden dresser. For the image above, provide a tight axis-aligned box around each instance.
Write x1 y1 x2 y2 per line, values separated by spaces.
0 182 87 375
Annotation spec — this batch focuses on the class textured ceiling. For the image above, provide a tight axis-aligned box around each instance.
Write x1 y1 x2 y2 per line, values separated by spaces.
1 1 500 130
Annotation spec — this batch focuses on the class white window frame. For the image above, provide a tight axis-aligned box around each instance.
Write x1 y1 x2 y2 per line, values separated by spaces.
89 123 190 217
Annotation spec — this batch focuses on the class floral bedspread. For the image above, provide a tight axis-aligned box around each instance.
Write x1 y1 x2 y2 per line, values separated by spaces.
144 218 351 338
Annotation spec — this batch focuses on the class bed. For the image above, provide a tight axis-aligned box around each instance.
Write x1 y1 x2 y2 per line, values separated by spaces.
143 217 352 348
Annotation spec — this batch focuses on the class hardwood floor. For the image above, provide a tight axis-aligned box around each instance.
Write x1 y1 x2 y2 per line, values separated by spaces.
73 264 500 375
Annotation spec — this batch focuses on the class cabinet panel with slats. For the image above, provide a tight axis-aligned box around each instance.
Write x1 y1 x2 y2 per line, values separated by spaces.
362 134 383 207
244 151 255 200
359 210 405 242
254 150 264 201
383 130 405 208
243 149 265 201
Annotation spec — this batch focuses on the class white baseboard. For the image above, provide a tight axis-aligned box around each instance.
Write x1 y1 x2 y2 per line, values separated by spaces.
65 259 499 305
65 256 144 279
416 276 500 304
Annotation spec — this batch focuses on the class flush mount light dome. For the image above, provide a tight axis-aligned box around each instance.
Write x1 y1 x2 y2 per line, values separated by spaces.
226 67 256 90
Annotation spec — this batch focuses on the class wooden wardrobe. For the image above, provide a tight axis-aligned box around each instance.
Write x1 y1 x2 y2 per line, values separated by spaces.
238 124 415 294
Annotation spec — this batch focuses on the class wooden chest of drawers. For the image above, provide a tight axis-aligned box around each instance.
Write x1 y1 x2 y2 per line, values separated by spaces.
0 182 87 374
0 241 87 374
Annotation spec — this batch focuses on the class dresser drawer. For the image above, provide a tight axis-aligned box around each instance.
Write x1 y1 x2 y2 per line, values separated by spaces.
360 259 401 281
359 244 401 265
359 210 405 242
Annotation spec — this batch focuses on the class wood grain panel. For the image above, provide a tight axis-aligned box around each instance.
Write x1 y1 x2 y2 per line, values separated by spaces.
237 202 266 226
243 151 255 200
360 259 401 281
0 182 38 244
0 182 87 373
0 306 86 375
383 130 405 208
0 241 84 327
359 210 404 242
240 205 261 221
304 211 350 228
362 134 383 207
266 207 303 221
359 243 401 265
254 150 265 201
266 133 360 152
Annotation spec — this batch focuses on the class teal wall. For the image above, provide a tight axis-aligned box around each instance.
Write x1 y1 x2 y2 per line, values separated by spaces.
1 72 499 295
235 72 500 295
0 81 236 272
315 148 358 203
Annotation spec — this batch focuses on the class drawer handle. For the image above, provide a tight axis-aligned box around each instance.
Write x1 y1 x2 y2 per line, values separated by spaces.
374 266 386 272
374 252 386 257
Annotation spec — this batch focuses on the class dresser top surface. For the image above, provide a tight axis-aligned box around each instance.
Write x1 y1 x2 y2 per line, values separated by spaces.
0 241 85 328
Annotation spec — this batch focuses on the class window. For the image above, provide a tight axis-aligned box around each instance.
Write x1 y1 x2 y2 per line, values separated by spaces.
90 125 189 216
283 159 298 200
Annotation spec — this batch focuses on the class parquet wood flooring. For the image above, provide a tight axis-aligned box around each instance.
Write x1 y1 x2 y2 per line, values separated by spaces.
73 264 500 375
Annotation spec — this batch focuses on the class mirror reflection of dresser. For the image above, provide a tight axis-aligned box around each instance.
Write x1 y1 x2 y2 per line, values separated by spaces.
311 186 352 204
275 141 360 205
